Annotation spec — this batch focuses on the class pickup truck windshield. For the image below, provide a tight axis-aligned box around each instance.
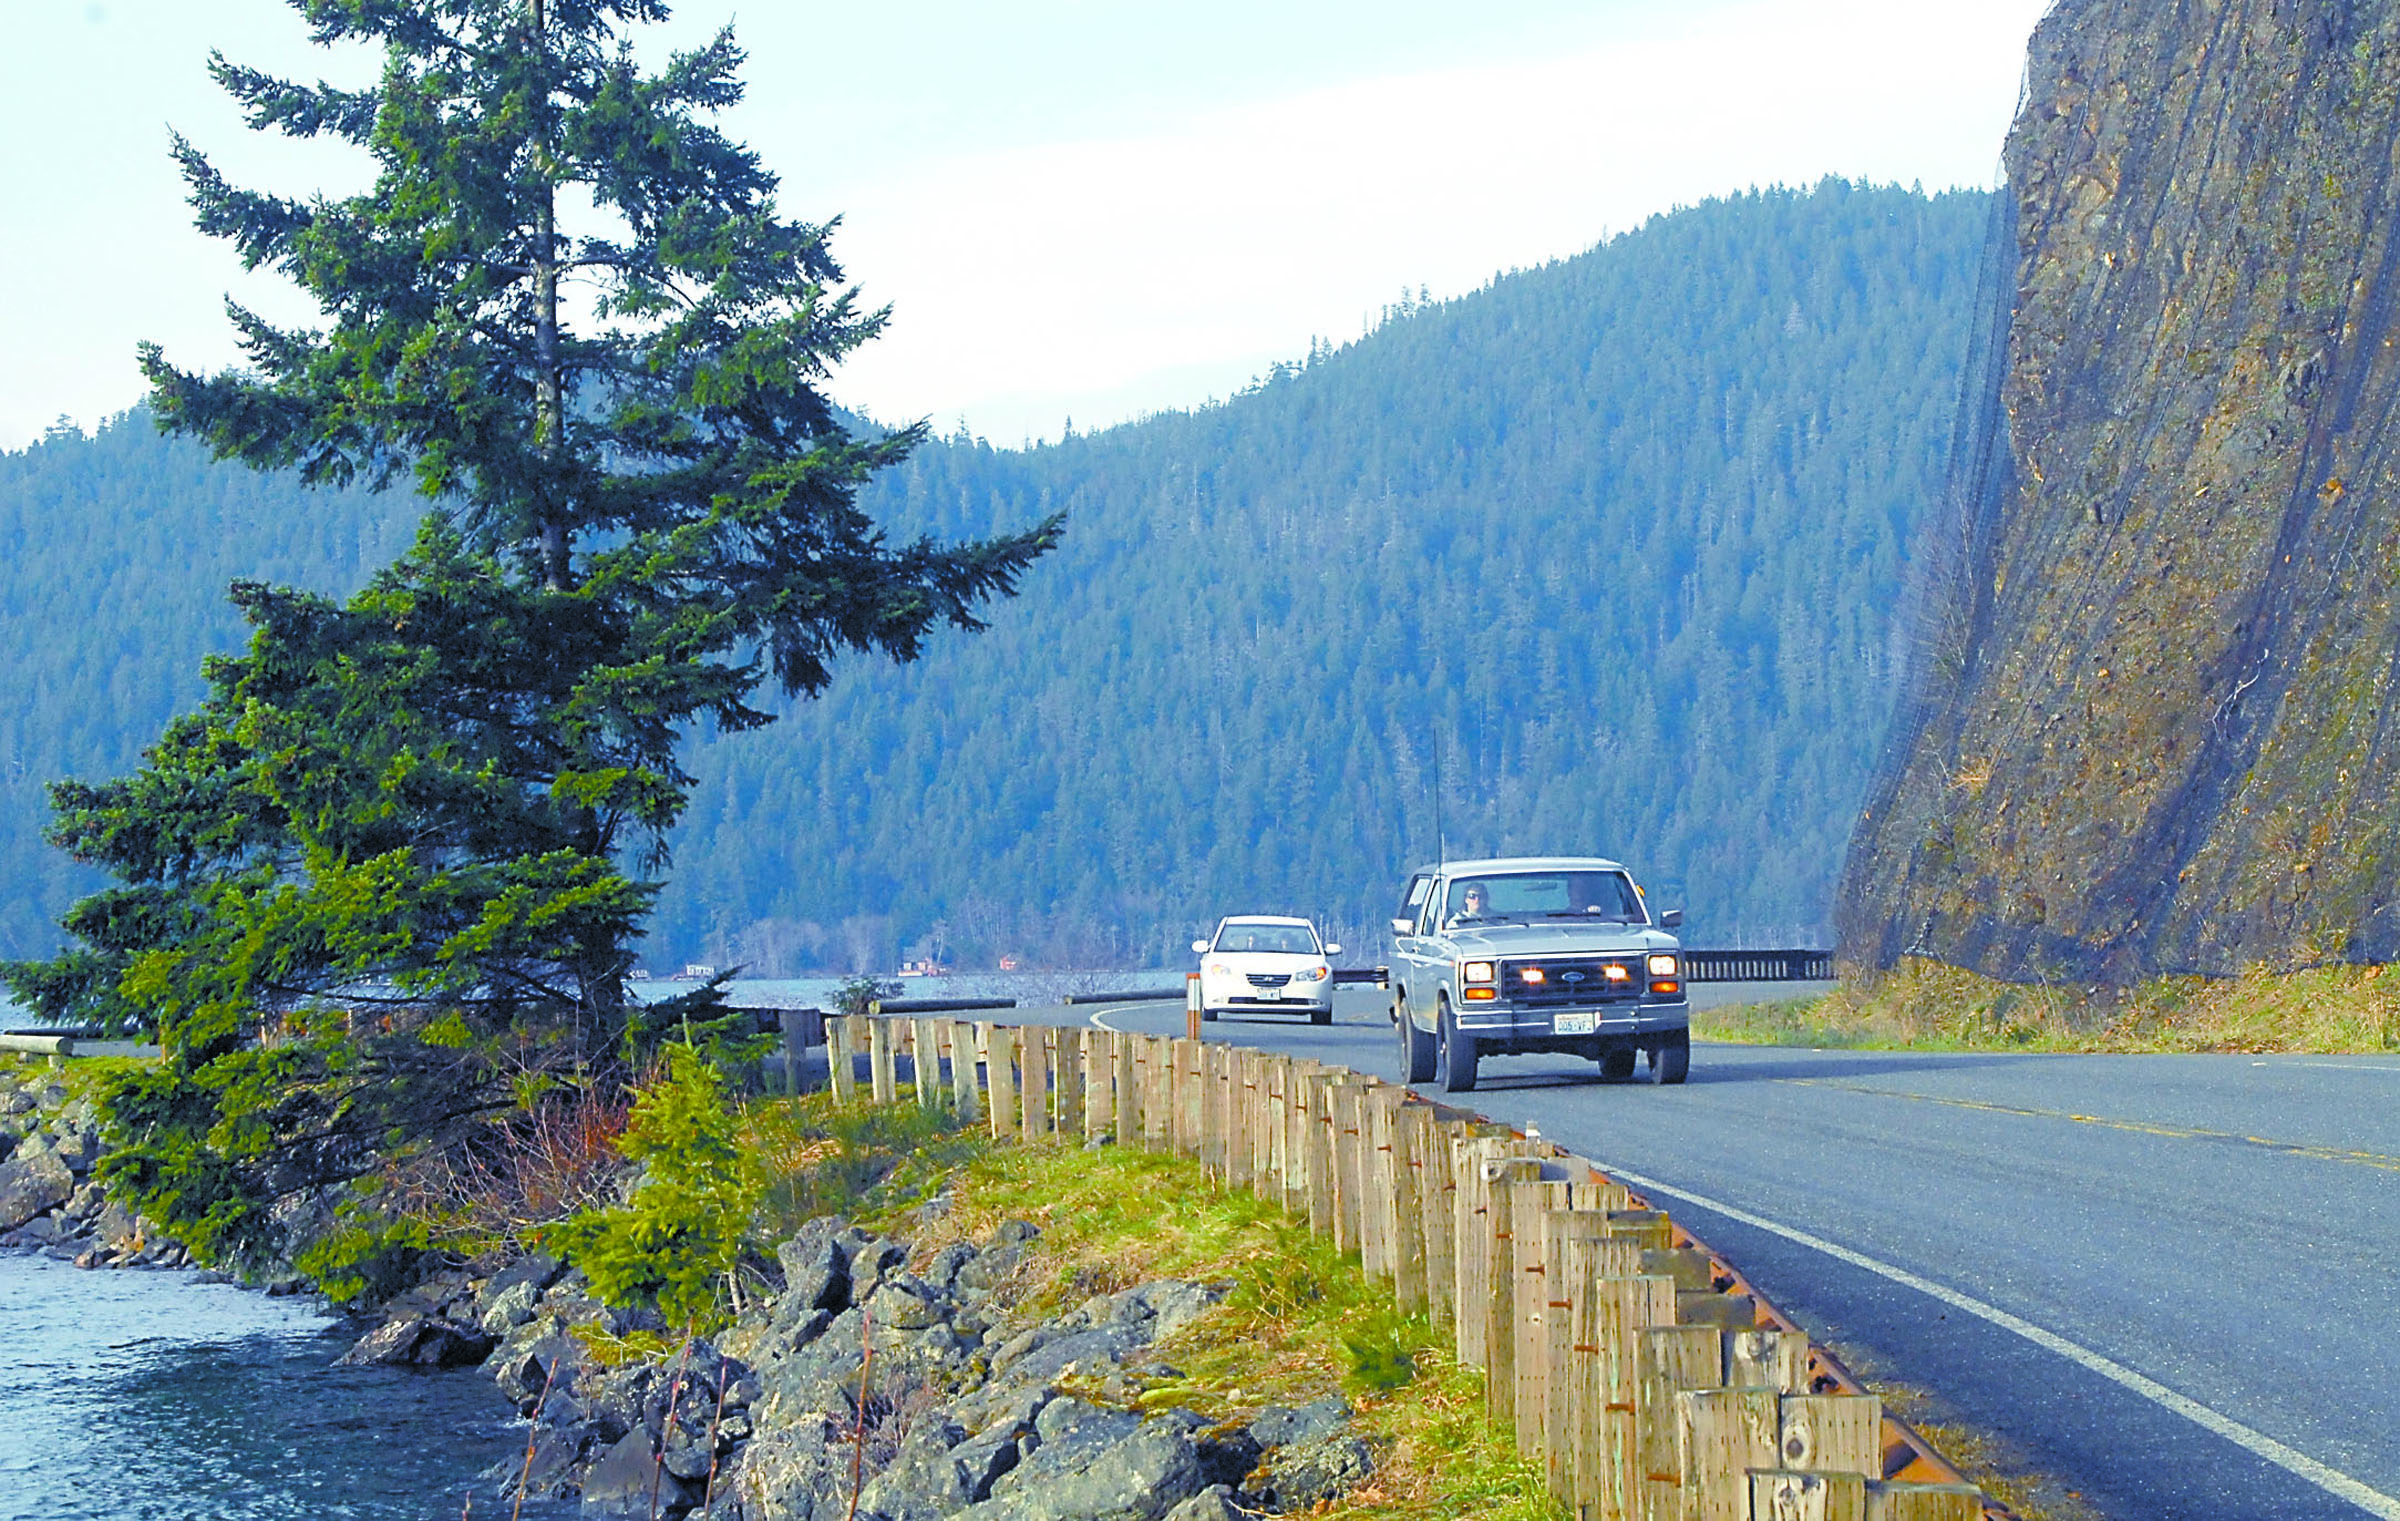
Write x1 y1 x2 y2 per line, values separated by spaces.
1444 871 1643 925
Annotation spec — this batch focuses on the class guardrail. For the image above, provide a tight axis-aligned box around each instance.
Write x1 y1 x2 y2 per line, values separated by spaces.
1681 950 1833 983
808 1011 1994 1521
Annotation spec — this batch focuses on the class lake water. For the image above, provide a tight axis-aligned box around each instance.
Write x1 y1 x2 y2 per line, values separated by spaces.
0 1253 566 1521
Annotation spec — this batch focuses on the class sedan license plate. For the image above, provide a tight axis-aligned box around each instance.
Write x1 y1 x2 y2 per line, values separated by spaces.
1553 1011 1597 1035
1257 987 1282 1001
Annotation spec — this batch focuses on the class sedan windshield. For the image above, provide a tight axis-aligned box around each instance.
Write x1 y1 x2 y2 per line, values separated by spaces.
1444 871 1644 924
1214 924 1320 955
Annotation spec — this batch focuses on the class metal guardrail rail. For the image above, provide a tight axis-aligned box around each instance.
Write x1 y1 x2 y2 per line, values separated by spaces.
1681 949 1832 982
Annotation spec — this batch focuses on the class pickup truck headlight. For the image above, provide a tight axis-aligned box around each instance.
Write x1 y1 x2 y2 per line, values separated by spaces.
1462 961 1494 984
1647 954 1678 977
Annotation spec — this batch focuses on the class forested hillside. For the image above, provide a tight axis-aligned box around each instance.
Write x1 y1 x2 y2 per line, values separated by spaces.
0 422 414 956
655 181 1987 970
0 181 1985 973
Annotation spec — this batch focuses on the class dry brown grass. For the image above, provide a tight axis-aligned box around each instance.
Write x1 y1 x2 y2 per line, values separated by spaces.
1697 956 2400 1053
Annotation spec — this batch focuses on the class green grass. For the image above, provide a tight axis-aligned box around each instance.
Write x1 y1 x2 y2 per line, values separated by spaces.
909 1138 1567 1521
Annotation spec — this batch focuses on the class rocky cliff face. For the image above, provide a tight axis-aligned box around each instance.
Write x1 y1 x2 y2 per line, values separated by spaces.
1839 0 2400 979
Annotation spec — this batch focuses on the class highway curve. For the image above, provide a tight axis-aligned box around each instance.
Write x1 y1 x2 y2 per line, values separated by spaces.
1005 987 2400 1521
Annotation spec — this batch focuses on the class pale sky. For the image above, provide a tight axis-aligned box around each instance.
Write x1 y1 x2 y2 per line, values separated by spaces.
0 0 2054 452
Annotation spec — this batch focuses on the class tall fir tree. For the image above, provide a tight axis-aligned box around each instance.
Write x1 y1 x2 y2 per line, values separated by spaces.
8 0 1059 1271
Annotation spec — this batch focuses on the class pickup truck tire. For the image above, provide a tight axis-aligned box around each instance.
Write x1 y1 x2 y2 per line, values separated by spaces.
1647 1031 1690 1085
1396 1003 1436 1083
1599 1048 1637 1081
1436 1002 1480 1093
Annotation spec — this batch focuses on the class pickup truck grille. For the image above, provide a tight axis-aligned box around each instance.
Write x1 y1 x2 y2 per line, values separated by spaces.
1500 956 1641 1003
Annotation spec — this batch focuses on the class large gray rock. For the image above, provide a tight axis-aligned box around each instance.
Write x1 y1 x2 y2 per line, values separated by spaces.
476 1252 564 1314
579 1428 697 1517
338 1314 498 1369
777 1218 853 1316
732 1412 858 1521
1246 1427 1373 1512
958 1417 1207 1521
0 1147 74 1231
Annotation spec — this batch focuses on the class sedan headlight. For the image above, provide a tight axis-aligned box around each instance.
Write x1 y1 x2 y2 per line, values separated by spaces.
1462 961 1494 984
1647 953 1679 977
1292 964 1329 982
1207 962 1233 977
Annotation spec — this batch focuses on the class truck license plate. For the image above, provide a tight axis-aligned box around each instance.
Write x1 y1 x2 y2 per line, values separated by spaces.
1553 1011 1596 1035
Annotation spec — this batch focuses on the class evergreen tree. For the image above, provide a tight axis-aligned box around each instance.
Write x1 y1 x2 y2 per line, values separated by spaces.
9 0 1058 1270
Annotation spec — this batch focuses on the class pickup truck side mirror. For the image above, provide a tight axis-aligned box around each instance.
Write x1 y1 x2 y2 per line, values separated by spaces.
1191 939 1210 955
1390 917 1415 937
1324 943 1343 957
1660 908 1684 929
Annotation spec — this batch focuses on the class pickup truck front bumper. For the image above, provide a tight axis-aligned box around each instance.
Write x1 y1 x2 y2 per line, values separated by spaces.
1452 999 1688 1052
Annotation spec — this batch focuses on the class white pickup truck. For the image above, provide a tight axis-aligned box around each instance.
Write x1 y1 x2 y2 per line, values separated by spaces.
1387 856 1688 1091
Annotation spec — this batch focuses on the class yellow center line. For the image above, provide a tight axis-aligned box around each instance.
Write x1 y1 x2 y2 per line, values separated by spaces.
1775 1078 2400 1173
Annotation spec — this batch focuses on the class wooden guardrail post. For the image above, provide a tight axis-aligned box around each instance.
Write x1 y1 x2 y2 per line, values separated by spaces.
1198 1043 1226 1174
1329 1080 1367 1258
1416 1111 1461 1332
1018 1025 1049 1138
1378 1093 1426 1312
1284 1060 1322 1217
1054 1026 1084 1134
1226 1048 1254 1189
1479 1157 1545 1424
1114 1031 1139 1148
1674 1385 1780 1521
1507 1178 1574 1455
1143 1036 1173 1151
867 1017 898 1105
1639 1324 1726 1521
943 1019 979 1122
1589 1273 1676 1521
985 1024 1018 1141
910 1017 939 1106
824 1016 855 1104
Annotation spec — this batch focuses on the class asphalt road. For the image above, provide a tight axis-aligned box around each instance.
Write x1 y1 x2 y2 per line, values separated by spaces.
993 985 2400 1521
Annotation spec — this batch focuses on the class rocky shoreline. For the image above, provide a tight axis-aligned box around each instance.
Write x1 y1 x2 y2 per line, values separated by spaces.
0 1064 1376 1519
355 1210 1373 1520
0 1070 198 1274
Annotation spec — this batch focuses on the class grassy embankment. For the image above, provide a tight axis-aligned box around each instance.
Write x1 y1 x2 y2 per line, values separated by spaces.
732 1092 1563 1521
1695 956 2400 1053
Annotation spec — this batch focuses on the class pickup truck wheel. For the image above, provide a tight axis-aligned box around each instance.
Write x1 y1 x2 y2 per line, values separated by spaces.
1646 1031 1690 1086
1599 1048 1637 1081
1436 1002 1479 1093
1396 1003 1436 1083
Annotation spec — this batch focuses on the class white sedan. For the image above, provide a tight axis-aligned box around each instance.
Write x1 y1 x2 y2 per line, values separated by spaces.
1192 916 1342 1025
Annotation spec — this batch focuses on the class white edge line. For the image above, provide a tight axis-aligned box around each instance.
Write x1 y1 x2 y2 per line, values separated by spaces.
1602 1164 2400 1520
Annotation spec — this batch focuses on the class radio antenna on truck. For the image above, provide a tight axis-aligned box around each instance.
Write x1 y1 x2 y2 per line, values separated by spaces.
1433 733 1447 867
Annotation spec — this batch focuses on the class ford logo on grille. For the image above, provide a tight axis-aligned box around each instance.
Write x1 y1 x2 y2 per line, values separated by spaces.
1560 970 1587 985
